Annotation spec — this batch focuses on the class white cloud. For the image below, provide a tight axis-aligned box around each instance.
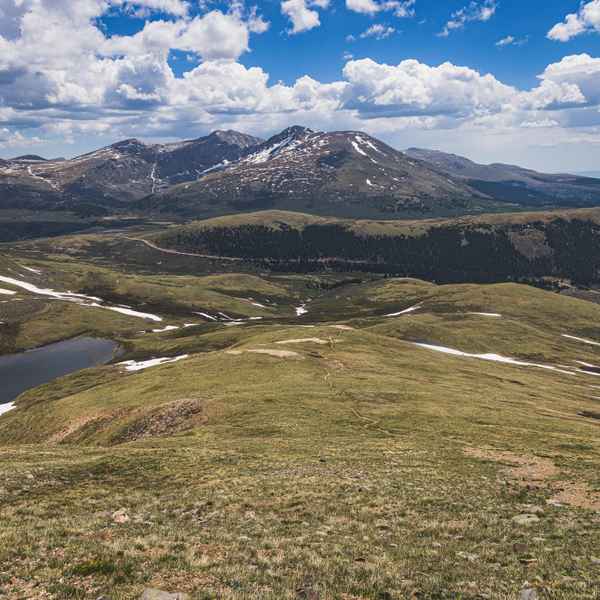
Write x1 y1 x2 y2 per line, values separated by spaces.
345 0 415 18
548 0 600 42
359 24 396 40
104 9 262 61
118 0 190 17
440 0 497 37
341 58 514 118
539 54 600 106
517 80 586 111
281 0 330 34
496 35 528 47
0 128 42 148
519 119 559 129
0 1 268 116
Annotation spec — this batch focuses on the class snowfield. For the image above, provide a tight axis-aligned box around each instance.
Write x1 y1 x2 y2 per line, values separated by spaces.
0 275 163 322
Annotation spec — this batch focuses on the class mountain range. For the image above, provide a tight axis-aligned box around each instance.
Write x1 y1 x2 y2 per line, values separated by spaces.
2 126 600 219
405 148 600 208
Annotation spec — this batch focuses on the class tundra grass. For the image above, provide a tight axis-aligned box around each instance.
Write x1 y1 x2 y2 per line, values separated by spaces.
1 254 600 599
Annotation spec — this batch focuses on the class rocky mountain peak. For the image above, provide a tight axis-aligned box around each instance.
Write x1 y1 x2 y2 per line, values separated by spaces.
110 138 148 153
208 130 262 148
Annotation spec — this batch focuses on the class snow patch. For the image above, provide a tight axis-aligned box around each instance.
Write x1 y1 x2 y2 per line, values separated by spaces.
152 325 179 333
88 303 162 322
468 312 502 318
0 288 17 296
562 334 600 347
118 355 189 372
576 361 600 369
195 312 218 321
244 135 295 164
22 266 41 274
295 305 308 317
386 304 422 317
351 140 368 157
414 342 575 375
0 402 16 416
356 135 385 155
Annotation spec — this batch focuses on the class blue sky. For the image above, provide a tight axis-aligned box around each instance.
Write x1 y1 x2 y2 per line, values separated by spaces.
2 0 600 171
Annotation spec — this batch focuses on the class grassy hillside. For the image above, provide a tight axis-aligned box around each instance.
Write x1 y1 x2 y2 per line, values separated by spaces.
0 254 313 355
1 253 600 598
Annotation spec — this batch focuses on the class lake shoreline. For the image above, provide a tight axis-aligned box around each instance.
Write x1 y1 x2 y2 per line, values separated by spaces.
0 336 121 410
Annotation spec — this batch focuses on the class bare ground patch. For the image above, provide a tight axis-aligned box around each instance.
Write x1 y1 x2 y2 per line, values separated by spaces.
110 399 206 444
275 338 329 345
464 446 600 511
551 481 600 510
464 447 559 486
226 348 303 359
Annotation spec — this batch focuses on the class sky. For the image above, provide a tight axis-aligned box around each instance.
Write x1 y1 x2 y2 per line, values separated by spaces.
2 1 600 172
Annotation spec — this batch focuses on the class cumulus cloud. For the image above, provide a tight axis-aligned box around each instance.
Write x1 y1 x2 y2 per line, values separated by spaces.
548 0 600 42
281 0 330 34
341 58 513 118
0 0 268 114
439 0 497 37
538 54 600 107
345 0 415 18
517 80 586 111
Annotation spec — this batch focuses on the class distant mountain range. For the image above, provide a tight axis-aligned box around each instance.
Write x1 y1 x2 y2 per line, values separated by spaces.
2 126 600 219
405 148 600 208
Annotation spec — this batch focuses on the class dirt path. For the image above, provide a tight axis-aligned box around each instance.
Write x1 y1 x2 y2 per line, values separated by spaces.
123 237 244 262
123 236 374 267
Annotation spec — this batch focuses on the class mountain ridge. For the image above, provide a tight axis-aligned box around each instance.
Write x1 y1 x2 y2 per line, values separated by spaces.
2 126 600 219
139 125 492 219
